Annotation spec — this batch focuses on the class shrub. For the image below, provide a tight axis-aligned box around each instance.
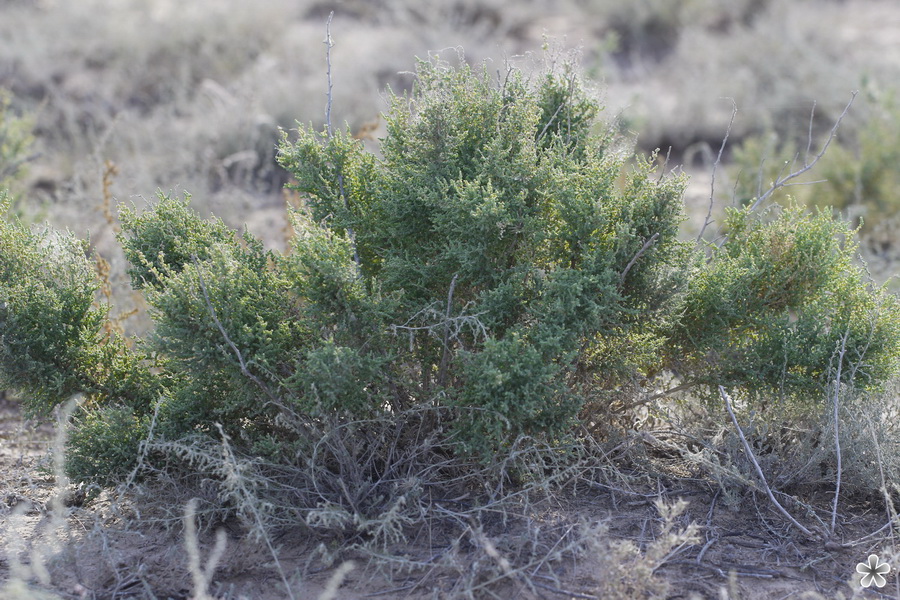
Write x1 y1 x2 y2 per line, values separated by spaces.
0 90 34 190
669 204 900 407
278 57 691 453
0 56 896 522
0 194 160 418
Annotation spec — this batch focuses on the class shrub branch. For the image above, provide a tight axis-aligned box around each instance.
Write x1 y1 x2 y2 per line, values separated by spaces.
750 91 858 211
193 255 282 408
829 329 849 535
697 98 737 243
719 385 816 538
620 233 659 284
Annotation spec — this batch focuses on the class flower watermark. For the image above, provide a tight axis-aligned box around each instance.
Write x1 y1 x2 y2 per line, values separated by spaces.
857 554 891 588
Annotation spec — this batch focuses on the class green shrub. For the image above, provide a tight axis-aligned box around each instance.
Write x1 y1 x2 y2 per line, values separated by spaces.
279 57 691 453
66 404 150 486
815 91 900 227
0 56 896 510
118 193 239 289
670 204 900 406
0 194 160 419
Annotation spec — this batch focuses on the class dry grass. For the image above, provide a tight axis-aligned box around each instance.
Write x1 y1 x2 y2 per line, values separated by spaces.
3 1 897 240
3 388 900 598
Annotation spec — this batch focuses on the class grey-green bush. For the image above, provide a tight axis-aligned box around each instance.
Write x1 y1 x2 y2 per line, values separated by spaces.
0 56 897 512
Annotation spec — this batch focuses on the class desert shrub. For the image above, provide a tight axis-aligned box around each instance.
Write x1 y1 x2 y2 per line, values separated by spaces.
279 56 691 454
118 193 239 289
0 194 160 419
0 57 896 532
670 204 900 407
815 91 900 226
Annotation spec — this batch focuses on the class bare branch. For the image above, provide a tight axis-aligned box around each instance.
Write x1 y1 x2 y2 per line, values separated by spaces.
620 233 659 285
656 146 672 183
718 386 816 538
755 157 765 201
0 151 40 183
830 329 850 535
193 257 282 408
697 99 737 243
324 11 335 138
805 100 816 165
750 92 857 211
437 273 459 388
322 12 361 271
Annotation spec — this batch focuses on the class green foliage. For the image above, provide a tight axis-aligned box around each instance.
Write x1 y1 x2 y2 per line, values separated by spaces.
119 193 238 289
0 56 897 496
279 57 691 453
0 90 34 189
671 205 900 403
0 194 159 418
66 404 149 485
815 91 900 226
456 334 576 454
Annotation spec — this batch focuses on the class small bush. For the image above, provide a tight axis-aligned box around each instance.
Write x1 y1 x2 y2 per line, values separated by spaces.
279 56 691 453
0 90 34 191
670 204 900 406
0 57 896 540
0 194 160 419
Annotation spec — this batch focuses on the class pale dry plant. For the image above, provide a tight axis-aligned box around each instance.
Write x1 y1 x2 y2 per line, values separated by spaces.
0 398 78 600
856 402 900 598
578 497 700 599
184 498 228 600
612 0 881 154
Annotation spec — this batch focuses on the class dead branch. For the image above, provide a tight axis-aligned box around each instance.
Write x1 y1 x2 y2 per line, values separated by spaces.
437 273 459 387
620 233 659 284
323 11 361 270
697 99 737 243
750 92 857 211
718 386 816 538
829 329 850 535
193 256 283 409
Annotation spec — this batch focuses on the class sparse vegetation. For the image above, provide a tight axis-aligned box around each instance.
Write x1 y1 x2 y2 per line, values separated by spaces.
3 2 900 599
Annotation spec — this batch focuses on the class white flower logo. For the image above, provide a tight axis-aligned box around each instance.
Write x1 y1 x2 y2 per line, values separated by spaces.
857 554 891 588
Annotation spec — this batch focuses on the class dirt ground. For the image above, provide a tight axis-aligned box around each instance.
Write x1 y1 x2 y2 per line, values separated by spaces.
4 1 900 598
2 393 896 600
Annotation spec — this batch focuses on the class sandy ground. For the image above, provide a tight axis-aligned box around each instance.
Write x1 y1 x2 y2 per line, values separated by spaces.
2 392 895 599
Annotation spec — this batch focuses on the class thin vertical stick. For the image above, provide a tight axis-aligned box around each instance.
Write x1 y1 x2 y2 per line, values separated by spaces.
830 329 850 535
324 12 335 138
698 99 737 244
323 12 361 271
437 274 459 387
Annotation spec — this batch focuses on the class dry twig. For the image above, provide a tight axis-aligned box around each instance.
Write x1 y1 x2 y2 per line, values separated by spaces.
697 99 737 243
718 386 816 538
829 329 850 535
750 92 857 211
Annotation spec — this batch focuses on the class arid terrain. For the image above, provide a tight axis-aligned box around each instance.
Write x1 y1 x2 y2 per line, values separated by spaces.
3 1 900 599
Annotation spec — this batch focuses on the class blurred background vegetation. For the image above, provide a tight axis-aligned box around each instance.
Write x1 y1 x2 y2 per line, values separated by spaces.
1 0 899 292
